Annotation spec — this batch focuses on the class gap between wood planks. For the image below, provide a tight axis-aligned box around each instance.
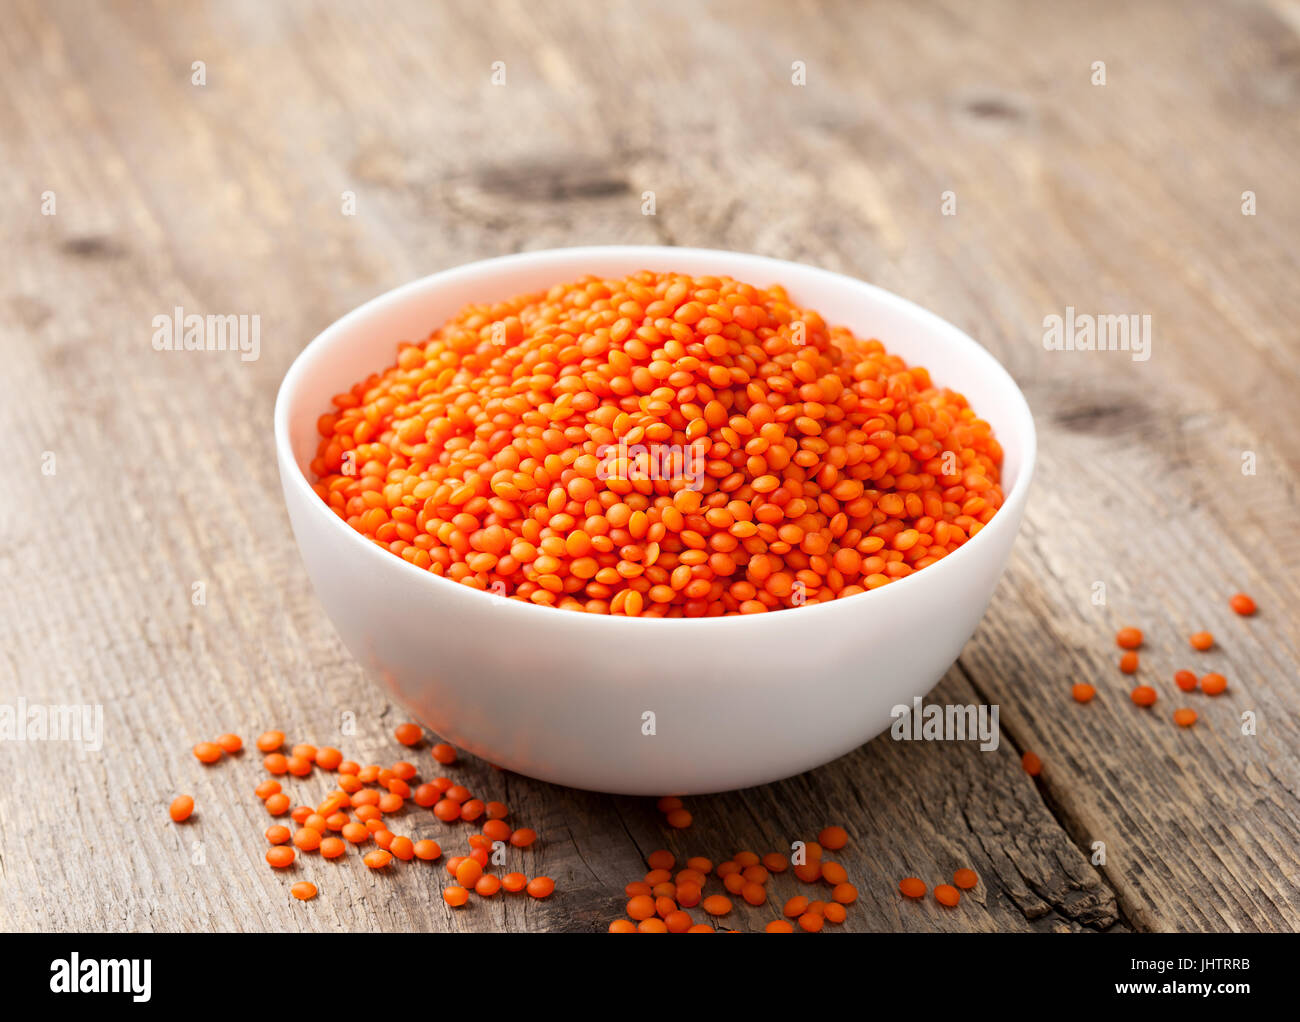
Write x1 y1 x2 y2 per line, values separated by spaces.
954 659 1138 932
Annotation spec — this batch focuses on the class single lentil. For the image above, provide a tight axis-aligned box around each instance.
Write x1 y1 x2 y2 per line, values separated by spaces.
1131 685 1158 707
933 884 960 907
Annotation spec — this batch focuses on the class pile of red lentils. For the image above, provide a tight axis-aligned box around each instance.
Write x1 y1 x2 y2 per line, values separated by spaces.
310 271 1004 616
609 821 983 930
610 825 863 932
172 732 979 928
171 723 550 906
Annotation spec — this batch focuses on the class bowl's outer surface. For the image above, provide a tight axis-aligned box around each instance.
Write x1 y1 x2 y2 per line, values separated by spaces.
276 247 1036 794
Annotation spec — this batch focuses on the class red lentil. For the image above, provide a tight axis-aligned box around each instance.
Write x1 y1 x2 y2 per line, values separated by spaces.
455 858 483 888
647 849 675 870
342 822 369 844
1200 672 1227 696
256 731 284 753
1072 683 1095 703
291 881 317 901
412 783 438 807
413 839 442 861
433 799 461 822
953 868 978 889
509 827 538 848
216 733 243 754
741 882 767 906
482 819 512 842
933 884 960 907
293 827 322 851
1120 651 1139 674
263 753 289 775
387 835 413 860
818 826 849 850
315 747 343 770
502 872 528 893
265 825 292 845
820 862 848 885
394 723 422 746
264 793 291 816
1130 685 1158 707
761 853 787 873
266 846 295 869
310 272 1005 618
363 849 393 868
1116 627 1143 650
320 836 347 859
431 742 458 764
1174 669 1198 692
831 882 858 904
1173 708 1198 727
899 877 926 899
527 876 555 898
1189 631 1214 651
169 795 194 822
254 779 281 800
193 741 222 764
444 886 470 907
765 919 795 933
701 894 733 916
1229 593 1256 616
1021 751 1042 776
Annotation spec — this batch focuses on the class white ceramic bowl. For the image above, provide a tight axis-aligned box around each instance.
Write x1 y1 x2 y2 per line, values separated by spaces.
275 246 1035 795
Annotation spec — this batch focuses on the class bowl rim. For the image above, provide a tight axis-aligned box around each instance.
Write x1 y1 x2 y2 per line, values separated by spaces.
274 244 1037 629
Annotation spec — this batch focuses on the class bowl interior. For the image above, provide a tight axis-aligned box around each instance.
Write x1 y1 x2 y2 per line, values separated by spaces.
280 246 1033 532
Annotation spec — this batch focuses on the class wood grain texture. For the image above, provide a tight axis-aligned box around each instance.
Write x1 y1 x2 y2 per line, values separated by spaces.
1 0 1297 932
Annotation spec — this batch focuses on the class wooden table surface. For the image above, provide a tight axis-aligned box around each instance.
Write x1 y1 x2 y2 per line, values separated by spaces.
3 0 1298 933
